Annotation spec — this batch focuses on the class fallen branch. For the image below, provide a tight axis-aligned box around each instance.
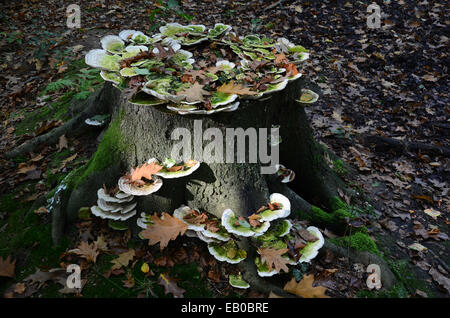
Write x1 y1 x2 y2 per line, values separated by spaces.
6 85 114 159
361 134 450 158
264 0 288 11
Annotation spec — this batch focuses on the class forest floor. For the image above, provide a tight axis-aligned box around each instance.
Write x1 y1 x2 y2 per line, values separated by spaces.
0 0 448 298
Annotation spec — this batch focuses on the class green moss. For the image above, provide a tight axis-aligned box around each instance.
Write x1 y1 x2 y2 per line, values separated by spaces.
330 196 349 211
295 206 351 233
71 111 126 189
356 283 409 298
330 232 381 256
333 159 348 177
388 259 434 297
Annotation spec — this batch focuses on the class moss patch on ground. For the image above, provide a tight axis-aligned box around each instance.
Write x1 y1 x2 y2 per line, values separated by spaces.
330 231 381 256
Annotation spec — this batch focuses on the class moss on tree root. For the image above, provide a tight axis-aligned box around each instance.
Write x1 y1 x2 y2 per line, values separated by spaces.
70 110 127 190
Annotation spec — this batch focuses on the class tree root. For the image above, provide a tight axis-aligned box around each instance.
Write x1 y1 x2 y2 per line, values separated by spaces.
6 84 117 159
321 240 397 291
361 134 450 158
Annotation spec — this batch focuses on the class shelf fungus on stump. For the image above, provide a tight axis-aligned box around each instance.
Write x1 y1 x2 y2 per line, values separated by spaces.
84 22 309 115
90 187 137 222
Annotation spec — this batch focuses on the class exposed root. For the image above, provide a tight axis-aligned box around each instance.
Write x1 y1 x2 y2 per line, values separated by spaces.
321 240 397 291
6 84 116 159
362 134 450 158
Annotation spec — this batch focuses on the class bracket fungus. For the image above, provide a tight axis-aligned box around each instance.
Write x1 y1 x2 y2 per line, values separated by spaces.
147 158 200 179
254 193 291 222
298 89 319 104
118 161 164 196
229 274 250 289
274 164 296 183
85 22 310 115
90 187 136 221
207 240 247 264
297 226 325 263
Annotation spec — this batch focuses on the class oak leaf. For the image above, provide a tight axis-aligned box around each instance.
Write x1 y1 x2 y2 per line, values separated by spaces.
283 275 330 298
68 241 100 263
140 213 188 250
127 161 163 183
0 256 16 278
274 53 288 64
258 247 290 273
110 249 135 270
158 273 185 298
177 82 211 103
217 81 259 95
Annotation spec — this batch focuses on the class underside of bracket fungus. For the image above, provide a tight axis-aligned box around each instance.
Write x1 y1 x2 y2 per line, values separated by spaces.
84 22 315 115
90 186 137 221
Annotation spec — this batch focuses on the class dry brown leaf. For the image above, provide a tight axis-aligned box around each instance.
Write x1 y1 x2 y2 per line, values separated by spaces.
0 256 16 278
58 135 68 152
217 81 259 95
158 273 185 298
127 161 162 183
284 275 330 298
177 82 211 103
248 213 261 227
68 241 99 263
110 249 135 270
141 212 188 250
258 247 290 273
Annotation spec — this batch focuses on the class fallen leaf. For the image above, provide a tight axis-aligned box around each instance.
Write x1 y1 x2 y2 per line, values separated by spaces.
110 249 135 270
284 274 330 298
158 273 185 298
0 256 16 278
58 135 68 152
177 82 211 103
68 241 100 263
127 162 162 183
140 212 188 250
217 81 259 95
424 208 440 220
258 247 290 273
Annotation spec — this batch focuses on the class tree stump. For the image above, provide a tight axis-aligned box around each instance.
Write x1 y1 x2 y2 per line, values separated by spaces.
60 76 341 229
47 76 398 295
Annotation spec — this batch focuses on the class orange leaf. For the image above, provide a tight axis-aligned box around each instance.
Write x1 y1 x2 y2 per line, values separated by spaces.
217 81 259 96
127 161 163 183
141 213 188 250
0 256 16 278
284 274 330 298
284 63 299 77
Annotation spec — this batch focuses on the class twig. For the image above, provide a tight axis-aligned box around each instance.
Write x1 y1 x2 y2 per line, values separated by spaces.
264 0 287 11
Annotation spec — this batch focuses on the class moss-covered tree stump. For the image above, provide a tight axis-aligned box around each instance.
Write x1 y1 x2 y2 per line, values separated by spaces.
44 23 398 295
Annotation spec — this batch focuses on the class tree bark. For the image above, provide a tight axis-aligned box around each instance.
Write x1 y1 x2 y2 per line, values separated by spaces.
61 77 341 227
